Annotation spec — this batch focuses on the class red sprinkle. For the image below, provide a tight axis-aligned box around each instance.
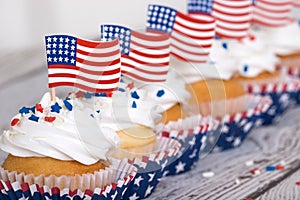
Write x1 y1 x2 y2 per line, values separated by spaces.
10 118 20 126
243 198 254 200
296 182 300 186
44 116 56 123
250 168 260 175
161 131 170 138
276 165 285 170
36 104 44 113
75 91 85 98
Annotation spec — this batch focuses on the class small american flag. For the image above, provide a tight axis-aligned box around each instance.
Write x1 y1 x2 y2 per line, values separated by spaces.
45 35 121 93
188 0 252 39
252 0 293 27
293 0 300 8
101 25 170 83
147 4 215 63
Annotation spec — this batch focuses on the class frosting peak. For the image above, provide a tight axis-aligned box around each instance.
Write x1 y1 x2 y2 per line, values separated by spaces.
0 92 120 165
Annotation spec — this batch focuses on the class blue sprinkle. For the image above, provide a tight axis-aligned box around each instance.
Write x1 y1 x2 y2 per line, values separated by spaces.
157 89 165 97
132 101 137 108
131 91 140 99
298 19 300 27
214 35 220 40
243 65 249 73
266 166 276 171
120 78 125 83
51 103 62 113
28 114 39 122
30 106 36 113
118 88 125 92
19 107 30 115
222 42 228 50
96 110 100 113
84 92 93 99
90 114 94 118
63 99 73 111
65 97 71 100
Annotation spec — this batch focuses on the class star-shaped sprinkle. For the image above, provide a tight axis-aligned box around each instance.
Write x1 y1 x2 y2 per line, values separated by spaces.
222 42 228 50
36 104 44 113
131 91 140 99
63 99 73 111
11 118 20 126
28 114 39 122
19 107 30 115
51 103 62 113
156 89 165 97
96 110 100 113
132 101 137 108
44 116 56 123
30 106 36 113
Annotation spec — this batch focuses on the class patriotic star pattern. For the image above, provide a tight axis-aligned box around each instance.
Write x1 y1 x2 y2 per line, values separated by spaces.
247 80 300 125
101 24 170 83
45 35 121 93
147 4 215 63
188 0 252 39
162 125 208 176
252 0 293 27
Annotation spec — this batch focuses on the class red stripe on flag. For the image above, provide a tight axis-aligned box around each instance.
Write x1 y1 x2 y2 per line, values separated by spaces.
49 64 120 75
77 38 119 48
132 30 170 41
77 48 120 57
49 73 120 84
122 62 169 75
122 71 167 82
171 52 207 63
76 58 120 66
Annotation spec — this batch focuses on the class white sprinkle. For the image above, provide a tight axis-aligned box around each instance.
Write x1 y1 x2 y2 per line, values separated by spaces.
202 171 214 178
235 178 241 185
245 160 254 167
280 160 286 166
254 169 261 175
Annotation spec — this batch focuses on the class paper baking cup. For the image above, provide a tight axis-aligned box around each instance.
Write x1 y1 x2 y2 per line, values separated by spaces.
0 158 137 199
281 67 300 105
245 77 300 125
121 136 181 199
206 95 272 151
155 115 219 176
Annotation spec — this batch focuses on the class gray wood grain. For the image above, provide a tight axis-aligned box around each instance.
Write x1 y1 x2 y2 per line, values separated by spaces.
148 107 300 200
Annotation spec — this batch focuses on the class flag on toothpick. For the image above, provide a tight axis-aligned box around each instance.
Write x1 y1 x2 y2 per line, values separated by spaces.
45 35 121 93
147 4 215 63
187 0 252 39
252 0 293 27
101 25 170 83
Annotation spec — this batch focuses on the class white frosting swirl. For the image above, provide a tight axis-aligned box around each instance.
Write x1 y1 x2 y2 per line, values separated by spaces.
252 21 300 55
0 93 120 165
76 91 163 131
229 36 279 77
122 69 191 111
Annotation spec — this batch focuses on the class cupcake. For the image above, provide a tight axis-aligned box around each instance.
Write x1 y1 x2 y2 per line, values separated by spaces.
0 93 137 198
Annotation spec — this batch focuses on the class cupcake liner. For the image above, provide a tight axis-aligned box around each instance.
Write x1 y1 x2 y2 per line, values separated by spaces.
245 77 300 125
155 115 219 176
121 136 181 200
281 67 300 105
206 95 272 151
0 158 137 199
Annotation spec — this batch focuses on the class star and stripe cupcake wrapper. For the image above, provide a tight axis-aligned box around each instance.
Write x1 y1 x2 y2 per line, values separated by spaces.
121 136 181 200
208 95 272 151
0 158 137 200
155 115 219 176
245 77 300 125
282 67 300 105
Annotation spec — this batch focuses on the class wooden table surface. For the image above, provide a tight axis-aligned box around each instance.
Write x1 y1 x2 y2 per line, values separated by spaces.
1 51 300 200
